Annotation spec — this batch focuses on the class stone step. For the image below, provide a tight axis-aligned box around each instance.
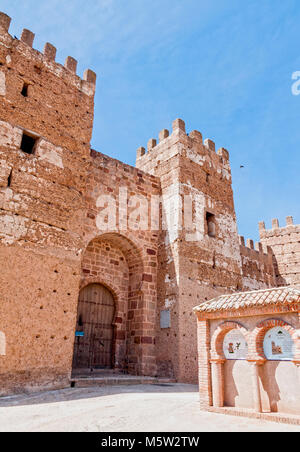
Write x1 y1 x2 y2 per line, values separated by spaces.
72 368 118 377
70 375 176 388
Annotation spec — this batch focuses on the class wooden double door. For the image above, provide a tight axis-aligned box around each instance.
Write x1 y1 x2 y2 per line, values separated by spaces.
73 284 115 370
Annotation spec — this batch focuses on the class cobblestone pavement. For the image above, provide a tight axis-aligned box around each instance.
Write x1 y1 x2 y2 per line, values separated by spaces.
0 384 299 432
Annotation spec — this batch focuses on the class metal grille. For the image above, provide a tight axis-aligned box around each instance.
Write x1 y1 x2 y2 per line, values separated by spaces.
73 284 115 370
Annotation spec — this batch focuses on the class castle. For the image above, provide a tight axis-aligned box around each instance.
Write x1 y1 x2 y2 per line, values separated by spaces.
0 12 299 396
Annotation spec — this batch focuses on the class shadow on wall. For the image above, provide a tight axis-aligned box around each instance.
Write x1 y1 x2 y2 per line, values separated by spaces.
258 362 280 413
223 361 239 407
224 360 253 409
270 249 287 288
224 360 281 412
225 360 299 414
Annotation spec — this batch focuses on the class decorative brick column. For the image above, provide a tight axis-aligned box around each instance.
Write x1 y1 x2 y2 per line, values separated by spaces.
248 360 265 413
210 359 225 407
197 319 212 409
194 287 300 422
292 326 300 383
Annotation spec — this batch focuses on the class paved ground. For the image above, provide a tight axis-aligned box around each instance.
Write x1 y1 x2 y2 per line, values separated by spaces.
0 384 299 432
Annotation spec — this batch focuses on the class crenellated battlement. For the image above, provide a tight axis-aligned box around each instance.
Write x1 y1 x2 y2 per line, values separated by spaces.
136 118 231 182
0 11 10 32
137 118 229 161
239 235 273 257
258 216 300 287
239 235 276 290
259 216 299 237
0 11 96 96
0 11 96 150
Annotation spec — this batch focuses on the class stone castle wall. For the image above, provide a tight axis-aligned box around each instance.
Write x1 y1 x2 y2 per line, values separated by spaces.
239 237 276 291
259 217 300 287
0 12 95 394
136 119 274 383
0 12 160 393
0 11 297 392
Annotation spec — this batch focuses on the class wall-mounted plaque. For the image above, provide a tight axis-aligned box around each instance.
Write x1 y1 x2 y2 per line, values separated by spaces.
223 329 248 360
160 310 171 329
263 326 294 361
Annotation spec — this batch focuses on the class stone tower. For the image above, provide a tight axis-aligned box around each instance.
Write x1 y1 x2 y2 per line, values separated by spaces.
136 119 244 382
0 12 96 393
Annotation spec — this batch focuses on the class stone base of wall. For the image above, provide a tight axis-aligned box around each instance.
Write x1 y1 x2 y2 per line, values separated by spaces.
156 360 175 379
0 370 71 397
206 406 300 426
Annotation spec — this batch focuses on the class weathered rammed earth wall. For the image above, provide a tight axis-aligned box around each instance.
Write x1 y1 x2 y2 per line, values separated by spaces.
0 13 160 393
136 122 246 383
0 13 95 394
0 11 298 393
239 237 276 291
136 120 278 383
82 151 161 376
259 218 300 287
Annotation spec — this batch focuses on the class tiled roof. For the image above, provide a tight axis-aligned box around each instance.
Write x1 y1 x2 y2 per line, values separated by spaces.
193 286 300 313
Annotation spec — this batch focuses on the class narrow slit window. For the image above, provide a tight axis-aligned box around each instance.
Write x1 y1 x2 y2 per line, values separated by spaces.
7 169 12 187
20 132 37 155
21 83 29 97
206 212 216 238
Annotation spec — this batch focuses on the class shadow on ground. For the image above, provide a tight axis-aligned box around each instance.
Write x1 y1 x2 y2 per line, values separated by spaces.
0 383 198 408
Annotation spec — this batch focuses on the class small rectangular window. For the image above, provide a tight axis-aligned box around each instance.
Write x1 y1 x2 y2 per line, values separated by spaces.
20 132 38 155
206 212 216 238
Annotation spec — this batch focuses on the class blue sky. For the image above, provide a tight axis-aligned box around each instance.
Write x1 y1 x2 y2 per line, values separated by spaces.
1 0 299 241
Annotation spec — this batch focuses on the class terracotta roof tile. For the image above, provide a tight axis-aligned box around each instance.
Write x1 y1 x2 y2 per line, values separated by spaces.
193 286 300 314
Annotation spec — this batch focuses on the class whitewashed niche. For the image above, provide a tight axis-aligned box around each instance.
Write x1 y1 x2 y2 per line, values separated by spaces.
0 331 6 356
263 326 294 361
223 329 248 360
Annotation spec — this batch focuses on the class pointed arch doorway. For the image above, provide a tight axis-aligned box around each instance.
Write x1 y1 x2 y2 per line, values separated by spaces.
72 284 116 371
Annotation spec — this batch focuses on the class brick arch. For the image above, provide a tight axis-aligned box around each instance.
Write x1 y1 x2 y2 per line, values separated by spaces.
81 232 147 321
82 232 145 279
80 235 130 328
252 319 298 361
211 321 250 360
78 232 157 376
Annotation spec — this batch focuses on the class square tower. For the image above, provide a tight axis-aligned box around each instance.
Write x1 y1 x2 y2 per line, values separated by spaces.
0 12 97 394
136 119 243 382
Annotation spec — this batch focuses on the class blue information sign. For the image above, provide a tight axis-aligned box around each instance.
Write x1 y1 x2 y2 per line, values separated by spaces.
75 331 85 337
